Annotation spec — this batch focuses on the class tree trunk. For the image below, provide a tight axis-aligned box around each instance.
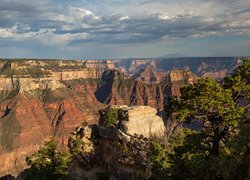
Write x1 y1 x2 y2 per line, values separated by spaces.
212 137 220 156
212 127 220 156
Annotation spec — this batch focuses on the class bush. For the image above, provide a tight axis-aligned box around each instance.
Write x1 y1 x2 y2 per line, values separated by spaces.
25 139 72 180
106 107 119 128
69 137 83 155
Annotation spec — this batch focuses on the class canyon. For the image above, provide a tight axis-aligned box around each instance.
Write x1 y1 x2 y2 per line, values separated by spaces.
0 57 242 176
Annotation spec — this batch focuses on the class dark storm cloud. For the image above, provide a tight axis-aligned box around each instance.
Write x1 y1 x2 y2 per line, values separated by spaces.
60 15 225 44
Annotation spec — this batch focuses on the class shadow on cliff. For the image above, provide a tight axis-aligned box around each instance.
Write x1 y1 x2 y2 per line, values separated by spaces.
94 70 115 104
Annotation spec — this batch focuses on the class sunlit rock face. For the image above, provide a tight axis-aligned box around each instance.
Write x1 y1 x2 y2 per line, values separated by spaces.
99 105 164 138
68 105 164 179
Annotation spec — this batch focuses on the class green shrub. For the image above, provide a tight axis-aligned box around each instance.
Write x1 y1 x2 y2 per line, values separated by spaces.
25 139 72 180
106 107 119 128
69 137 83 155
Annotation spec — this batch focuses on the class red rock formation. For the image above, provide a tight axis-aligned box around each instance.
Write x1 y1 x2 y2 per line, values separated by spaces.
0 81 104 176
202 70 228 80
0 95 52 176
133 64 167 83
95 69 197 112
128 60 155 73
0 67 198 177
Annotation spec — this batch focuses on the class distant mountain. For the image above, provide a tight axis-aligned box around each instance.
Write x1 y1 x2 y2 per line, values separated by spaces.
155 57 242 79
161 53 187 58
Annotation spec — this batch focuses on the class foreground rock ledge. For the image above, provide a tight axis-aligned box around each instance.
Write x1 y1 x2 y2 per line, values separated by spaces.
68 105 165 179
99 105 165 138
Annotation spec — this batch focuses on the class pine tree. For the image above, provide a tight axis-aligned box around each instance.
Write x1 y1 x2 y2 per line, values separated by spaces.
24 139 72 180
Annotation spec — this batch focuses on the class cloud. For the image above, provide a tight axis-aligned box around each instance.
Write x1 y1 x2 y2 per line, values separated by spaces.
0 0 249 58
119 16 130 21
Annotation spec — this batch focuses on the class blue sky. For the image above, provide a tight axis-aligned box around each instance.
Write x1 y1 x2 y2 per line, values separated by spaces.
0 0 250 59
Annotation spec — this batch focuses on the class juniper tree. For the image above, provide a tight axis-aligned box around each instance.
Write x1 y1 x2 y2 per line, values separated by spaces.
25 139 72 180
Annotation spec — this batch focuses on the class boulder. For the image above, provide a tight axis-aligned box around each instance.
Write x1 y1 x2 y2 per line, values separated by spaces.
119 106 164 137
99 105 164 138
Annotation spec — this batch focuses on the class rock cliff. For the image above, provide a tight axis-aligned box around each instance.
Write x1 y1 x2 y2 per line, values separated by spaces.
0 80 104 176
68 105 163 179
95 69 197 112
133 64 167 83
83 60 115 70
94 70 165 110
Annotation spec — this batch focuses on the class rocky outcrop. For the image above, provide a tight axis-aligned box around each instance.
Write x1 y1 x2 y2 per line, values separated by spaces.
95 70 164 110
133 64 167 83
202 70 227 80
128 60 155 73
68 105 163 179
99 105 164 138
119 106 164 137
160 70 198 106
95 69 197 113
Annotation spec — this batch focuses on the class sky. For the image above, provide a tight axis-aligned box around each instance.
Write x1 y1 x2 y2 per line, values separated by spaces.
0 0 250 59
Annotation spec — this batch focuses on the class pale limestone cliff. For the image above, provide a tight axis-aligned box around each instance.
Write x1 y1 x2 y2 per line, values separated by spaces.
0 77 64 92
52 70 100 81
118 106 164 137
0 70 102 92
0 78 15 91
99 105 164 138
83 60 115 70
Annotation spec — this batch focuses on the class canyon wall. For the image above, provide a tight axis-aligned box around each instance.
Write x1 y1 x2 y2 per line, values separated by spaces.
0 58 241 176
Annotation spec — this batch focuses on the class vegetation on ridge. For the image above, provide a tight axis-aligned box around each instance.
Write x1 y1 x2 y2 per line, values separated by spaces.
150 59 250 179
105 107 119 128
24 139 72 180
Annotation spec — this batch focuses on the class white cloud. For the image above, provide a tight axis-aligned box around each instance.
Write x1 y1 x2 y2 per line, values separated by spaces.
158 14 177 20
55 6 101 30
69 6 100 20
119 16 129 21
0 23 33 38
34 29 89 48
0 23 89 49
0 28 13 38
